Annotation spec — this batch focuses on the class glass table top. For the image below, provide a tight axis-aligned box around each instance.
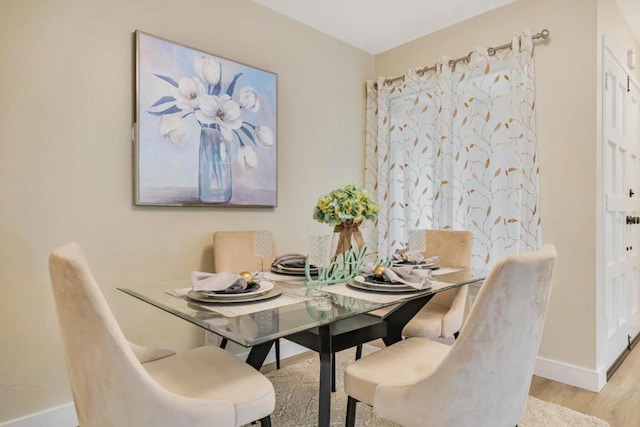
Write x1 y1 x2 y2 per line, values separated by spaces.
119 268 484 348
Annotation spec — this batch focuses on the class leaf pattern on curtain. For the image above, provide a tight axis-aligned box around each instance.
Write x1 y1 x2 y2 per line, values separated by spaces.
365 31 541 270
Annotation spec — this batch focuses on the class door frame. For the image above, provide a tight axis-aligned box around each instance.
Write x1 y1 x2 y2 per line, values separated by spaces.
597 36 640 386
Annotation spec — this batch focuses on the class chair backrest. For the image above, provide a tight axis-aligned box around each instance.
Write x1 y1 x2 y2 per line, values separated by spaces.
213 230 277 272
376 244 557 427
425 229 473 310
423 229 473 268
49 243 234 426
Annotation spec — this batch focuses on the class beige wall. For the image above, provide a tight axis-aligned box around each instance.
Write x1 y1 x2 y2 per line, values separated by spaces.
599 0 640 83
0 0 373 421
376 0 600 369
3 0 637 421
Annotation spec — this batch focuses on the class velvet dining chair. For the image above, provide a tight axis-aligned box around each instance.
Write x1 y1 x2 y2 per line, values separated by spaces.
49 242 275 427
343 244 557 427
212 230 282 369
368 229 473 341
213 230 278 274
403 229 474 339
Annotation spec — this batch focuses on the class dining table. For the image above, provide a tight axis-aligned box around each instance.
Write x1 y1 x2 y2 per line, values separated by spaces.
119 267 484 427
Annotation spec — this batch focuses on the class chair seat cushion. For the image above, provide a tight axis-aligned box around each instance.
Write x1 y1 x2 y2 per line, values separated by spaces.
344 337 451 406
143 346 275 426
129 341 176 364
401 303 448 338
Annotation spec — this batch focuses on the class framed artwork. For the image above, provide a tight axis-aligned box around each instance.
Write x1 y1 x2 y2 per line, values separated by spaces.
134 31 277 207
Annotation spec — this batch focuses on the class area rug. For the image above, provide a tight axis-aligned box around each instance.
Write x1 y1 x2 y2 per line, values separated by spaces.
263 346 609 427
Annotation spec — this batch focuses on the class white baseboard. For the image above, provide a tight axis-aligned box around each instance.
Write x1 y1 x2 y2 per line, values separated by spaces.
534 355 607 392
0 403 77 427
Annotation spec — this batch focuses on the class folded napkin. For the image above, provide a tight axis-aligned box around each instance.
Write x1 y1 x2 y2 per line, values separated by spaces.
190 271 262 293
359 264 431 289
271 253 307 268
272 253 316 270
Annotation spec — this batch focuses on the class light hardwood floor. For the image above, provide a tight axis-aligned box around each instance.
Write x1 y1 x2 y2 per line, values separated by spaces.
529 344 640 427
264 342 639 427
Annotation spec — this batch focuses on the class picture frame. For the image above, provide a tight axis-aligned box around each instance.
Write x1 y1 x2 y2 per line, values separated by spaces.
134 31 278 207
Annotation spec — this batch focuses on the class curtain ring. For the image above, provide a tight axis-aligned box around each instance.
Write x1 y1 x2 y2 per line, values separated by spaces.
487 47 497 56
465 52 472 63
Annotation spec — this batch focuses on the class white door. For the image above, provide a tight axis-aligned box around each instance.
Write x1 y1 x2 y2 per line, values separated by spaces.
602 44 640 369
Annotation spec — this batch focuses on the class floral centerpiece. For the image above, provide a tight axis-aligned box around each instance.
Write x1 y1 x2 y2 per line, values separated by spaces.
147 55 274 203
313 184 379 257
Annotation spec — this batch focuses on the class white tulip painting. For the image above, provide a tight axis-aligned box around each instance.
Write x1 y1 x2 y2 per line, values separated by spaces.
135 31 277 207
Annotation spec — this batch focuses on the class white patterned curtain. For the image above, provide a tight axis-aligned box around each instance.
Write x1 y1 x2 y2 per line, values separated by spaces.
365 31 541 270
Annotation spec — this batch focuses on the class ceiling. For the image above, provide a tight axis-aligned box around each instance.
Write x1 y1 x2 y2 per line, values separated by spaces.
254 0 640 55
252 0 518 54
617 0 640 44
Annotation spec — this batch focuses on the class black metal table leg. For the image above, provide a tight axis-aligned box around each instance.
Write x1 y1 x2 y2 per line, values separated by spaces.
331 351 336 392
245 340 275 370
317 324 333 427
383 294 433 346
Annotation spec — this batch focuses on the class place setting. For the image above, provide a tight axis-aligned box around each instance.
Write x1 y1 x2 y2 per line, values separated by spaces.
391 249 441 269
391 248 466 277
349 263 433 294
185 271 282 304
269 253 319 277
390 229 440 269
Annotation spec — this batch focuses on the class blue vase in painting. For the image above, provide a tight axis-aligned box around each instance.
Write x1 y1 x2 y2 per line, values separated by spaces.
198 128 232 203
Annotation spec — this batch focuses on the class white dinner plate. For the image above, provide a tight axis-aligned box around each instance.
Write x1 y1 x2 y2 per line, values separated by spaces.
189 280 274 300
352 275 419 291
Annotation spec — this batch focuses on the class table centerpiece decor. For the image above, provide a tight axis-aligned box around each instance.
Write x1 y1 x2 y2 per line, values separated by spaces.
312 184 379 258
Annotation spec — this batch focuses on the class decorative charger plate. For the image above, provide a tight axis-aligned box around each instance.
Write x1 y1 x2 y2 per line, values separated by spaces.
187 281 274 301
271 264 318 276
350 275 427 293
186 287 282 304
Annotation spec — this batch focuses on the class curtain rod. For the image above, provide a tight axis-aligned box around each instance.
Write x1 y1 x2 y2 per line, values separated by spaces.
377 28 550 88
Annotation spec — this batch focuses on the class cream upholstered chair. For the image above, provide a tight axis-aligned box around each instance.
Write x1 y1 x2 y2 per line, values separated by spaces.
404 229 474 339
213 230 281 368
343 244 557 427
370 229 473 340
213 230 277 273
49 242 275 427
